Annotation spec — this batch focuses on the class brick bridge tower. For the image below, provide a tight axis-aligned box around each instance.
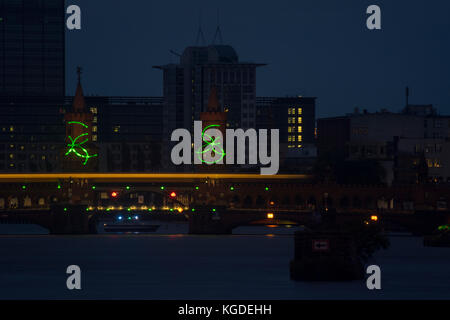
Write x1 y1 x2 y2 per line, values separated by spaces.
198 85 227 172
62 67 98 172
61 67 98 205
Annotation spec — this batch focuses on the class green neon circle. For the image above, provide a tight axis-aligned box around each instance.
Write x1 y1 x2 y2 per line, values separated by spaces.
195 124 226 164
65 121 97 165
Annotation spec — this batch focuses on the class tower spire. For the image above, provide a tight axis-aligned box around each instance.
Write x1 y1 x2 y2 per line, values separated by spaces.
73 66 86 112
77 66 82 84
195 11 206 45
212 9 223 44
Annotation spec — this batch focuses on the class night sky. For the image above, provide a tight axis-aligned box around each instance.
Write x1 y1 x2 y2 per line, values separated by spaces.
66 0 450 118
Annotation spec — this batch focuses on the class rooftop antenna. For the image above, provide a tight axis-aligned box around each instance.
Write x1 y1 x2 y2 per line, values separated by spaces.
195 11 206 46
212 9 223 44
405 86 409 107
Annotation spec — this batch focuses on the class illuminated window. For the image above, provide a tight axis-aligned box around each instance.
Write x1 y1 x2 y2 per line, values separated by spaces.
93 116 98 123
288 127 292 133
113 126 120 133
93 126 97 133
434 160 442 168
298 108 303 115
297 144 302 148
298 117 302 124
292 136 296 142
90 107 98 114
9 126 14 132
288 136 292 142
298 135 302 142
93 135 98 142
9 154 14 159
288 108 291 115
298 126 302 133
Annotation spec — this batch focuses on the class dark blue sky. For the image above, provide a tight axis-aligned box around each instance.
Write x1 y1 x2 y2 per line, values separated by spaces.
66 0 450 118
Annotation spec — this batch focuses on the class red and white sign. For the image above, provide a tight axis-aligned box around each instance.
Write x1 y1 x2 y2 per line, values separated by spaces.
312 239 330 252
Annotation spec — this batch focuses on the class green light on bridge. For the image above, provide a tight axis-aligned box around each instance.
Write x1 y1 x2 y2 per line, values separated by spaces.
126 186 131 190
127 208 131 212
92 185 96 190
230 186 234 191
64 208 68 212
21 185 26 190
265 187 269 191
57 184 62 190
191 208 195 212
195 186 199 190
160 186 165 190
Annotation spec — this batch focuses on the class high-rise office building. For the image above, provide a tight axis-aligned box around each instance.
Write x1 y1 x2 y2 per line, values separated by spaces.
0 0 65 96
154 44 265 169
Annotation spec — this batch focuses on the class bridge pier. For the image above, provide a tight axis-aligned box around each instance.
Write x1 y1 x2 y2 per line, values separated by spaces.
48 205 93 234
290 230 364 281
188 206 232 234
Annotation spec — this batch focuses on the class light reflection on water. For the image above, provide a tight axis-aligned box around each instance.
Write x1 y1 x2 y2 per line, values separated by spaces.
0 222 303 236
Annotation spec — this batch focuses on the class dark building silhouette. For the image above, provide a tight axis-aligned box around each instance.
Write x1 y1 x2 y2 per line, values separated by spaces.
317 105 450 184
0 0 65 96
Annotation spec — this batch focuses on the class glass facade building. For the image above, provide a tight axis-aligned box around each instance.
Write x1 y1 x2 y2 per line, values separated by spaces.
0 0 65 96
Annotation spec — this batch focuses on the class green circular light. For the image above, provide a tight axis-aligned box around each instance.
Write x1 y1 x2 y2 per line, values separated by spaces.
195 124 226 164
65 121 98 165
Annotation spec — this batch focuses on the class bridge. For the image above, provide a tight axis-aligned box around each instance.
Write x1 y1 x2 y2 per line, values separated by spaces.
0 173 449 234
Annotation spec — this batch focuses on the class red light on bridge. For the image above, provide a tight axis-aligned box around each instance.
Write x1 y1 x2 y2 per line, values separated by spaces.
111 191 119 198
170 192 177 198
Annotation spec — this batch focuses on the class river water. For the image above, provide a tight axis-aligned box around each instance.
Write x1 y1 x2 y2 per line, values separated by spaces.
0 224 449 299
